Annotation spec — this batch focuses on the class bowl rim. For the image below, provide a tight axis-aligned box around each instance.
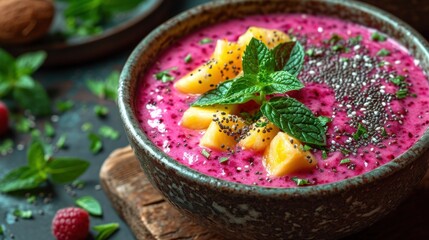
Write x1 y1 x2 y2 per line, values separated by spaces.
119 0 429 198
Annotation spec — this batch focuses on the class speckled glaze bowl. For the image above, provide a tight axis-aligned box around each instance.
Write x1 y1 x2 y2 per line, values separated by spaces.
118 0 429 239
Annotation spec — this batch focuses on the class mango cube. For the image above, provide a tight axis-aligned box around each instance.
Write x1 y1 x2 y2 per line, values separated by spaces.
174 40 243 94
200 114 245 151
238 27 290 49
263 132 317 177
180 104 238 130
238 117 279 152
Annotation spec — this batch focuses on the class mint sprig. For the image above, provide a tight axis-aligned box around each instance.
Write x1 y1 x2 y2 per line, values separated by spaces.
192 38 326 146
0 141 90 193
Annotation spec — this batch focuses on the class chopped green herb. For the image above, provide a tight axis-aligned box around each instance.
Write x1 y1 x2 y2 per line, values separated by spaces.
26 195 36 204
154 67 176 83
328 34 342 44
0 139 13 155
201 149 210 159
396 88 408 99
98 126 120 140
14 116 33 133
31 129 41 138
305 49 315 56
76 196 102 216
56 100 74 113
13 209 32 219
192 38 326 146
291 177 311 186
340 158 351 165
81 122 93 132
332 45 345 52
72 179 85 189
94 105 109 117
348 35 362 45
86 71 120 101
340 148 350 155
56 134 67 149
390 75 405 85
44 122 55 138
322 150 328 160
381 127 388 137
88 133 103 154
184 54 192 63
371 32 387 42
93 223 120 240
353 123 368 140
340 57 349 63
219 157 229 163
302 145 312 151
377 49 390 57
199 38 213 44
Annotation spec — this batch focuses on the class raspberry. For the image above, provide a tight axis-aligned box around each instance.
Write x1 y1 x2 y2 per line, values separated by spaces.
51 207 89 240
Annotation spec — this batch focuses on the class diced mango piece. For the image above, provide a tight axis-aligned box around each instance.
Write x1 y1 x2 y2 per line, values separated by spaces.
238 27 290 49
180 104 238 130
200 114 245 151
174 40 243 94
263 132 317 177
238 117 279 152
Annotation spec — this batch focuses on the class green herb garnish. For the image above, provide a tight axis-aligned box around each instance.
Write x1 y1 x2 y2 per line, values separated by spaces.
26 195 36 204
0 225 4 235
322 150 328 160
390 75 405 86
371 32 387 42
98 126 120 140
0 49 51 116
81 122 93 132
14 116 33 133
305 48 315 56
56 100 74 113
201 149 210 159
154 67 177 83
94 105 109 117
381 127 388 137
192 38 326 146
396 88 408 99
88 133 103 154
76 196 102 216
86 71 120 101
219 157 229 163
353 123 368 140
0 139 13 155
0 140 89 192
13 209 32 219
199 38 213 44
291 177 311 186
340 158 351 165
377 49 390 57
44 123 55 138
72 179 85 189
302 145 312 151
93 223 120 240
348 35 362 45
184 54 192 63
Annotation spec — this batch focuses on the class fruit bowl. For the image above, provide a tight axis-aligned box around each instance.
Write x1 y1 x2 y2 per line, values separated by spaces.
118 0 429 239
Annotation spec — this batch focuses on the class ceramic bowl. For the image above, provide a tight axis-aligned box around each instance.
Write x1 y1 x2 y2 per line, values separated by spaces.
118 0 429 239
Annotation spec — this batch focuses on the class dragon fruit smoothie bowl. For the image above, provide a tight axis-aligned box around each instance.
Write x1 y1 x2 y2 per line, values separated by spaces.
118 0 429 239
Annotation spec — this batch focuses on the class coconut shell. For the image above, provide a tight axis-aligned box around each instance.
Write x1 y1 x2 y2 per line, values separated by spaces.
0 0 54 45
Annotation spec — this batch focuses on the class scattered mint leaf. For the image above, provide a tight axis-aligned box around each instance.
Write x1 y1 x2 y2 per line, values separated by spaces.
261 97 326 146
199 38 212 44
0 166 46 192
88 133 103 154
305 48 315 56
381 127 388 137
348 35 362 45
76 196 102 216
46 158 90 183
255 119 268 128
353 123 368 140
26 195 36 204
396 88 408 99
219 157 229 163
14 116 33 133
0 139 13 155
371 32 387 42
154 67 176 83
86 71 120 101
291 177 311 186
377 49 390 57
94 105 109 117
328 34 342 45
340 158 351 165
341 148 350 155
390 75 405 86
44 123 55 138
81 122 93 132
56 134 67 149
56 100 74 113
184 54 192 63
322 150 328 159
93 223 120 240
98 126 119 140
72 179 85 189
332 45 345 52
13 209 33 219
201 149 210 159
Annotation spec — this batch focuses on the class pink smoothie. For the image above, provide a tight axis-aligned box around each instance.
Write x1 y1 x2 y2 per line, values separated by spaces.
135 14 429 187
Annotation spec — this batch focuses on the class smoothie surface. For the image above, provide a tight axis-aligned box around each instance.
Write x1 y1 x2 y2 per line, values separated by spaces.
135 14 429 187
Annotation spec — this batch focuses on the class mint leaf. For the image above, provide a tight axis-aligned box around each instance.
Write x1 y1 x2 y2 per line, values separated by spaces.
242 38 275 75
94 105 109 117
154 67 176 83
93 223 120 240
56 134 67 149
261 97 326 146
263 71 304 94
76 196 102 216
56 100 74 113
27 141 46 172
98 126 119 140
371 32 387 42
45 158 90 183
199 38 212 44
15 51 46 76
13 209 33 219
273 41 305 75
0 139 13 155
0 166 46 193
291 177 311 186
88 133 103 154
45 123 55 138
86 71 119 101
353 123 368 140
13 81 51 116
377 49 390 57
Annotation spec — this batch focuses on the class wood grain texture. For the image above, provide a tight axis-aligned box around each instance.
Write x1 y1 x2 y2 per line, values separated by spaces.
100 147 429 240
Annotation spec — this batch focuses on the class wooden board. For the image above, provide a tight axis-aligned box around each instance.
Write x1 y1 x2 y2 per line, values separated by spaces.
100 147 429 239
